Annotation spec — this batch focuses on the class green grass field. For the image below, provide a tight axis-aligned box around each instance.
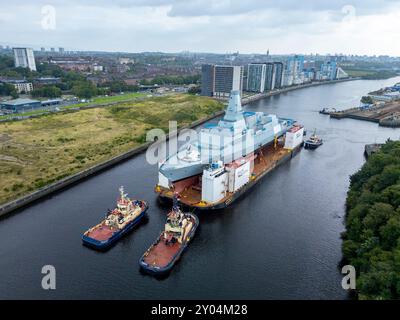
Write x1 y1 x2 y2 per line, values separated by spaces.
0 92 146 120
0 94 224 205
65 92 146 108
343 69 399 80
344 69 376 77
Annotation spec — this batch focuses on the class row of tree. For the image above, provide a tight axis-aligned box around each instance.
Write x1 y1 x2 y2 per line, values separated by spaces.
0 83 19 98
31 86 62 98
343 140 400 299
0 54 201 99
140 74 200 86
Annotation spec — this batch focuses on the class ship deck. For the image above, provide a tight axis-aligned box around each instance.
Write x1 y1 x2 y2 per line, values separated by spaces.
143 236 182 268
86 223 116 241
156 144 293 209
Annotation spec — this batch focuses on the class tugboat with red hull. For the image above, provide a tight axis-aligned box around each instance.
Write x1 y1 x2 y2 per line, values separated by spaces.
139 195 198 275
82 186 148 250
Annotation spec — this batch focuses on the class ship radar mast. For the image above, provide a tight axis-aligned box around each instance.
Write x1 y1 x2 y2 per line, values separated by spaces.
172 192 181 212
119 186 128 200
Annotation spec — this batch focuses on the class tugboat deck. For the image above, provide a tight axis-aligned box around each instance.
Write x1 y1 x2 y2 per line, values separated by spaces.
143 235 182 268
86 223 116 241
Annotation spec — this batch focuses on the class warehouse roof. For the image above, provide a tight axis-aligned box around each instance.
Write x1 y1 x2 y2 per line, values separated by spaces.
1 98 40 106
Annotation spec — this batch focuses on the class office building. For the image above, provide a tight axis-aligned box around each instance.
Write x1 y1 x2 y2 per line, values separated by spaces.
13 48 37 71
247 63 266 93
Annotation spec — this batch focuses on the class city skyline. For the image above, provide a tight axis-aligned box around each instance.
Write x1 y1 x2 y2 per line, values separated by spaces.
1 1 400 56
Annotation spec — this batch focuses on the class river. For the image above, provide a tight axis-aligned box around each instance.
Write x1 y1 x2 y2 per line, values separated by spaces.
1 77 400 299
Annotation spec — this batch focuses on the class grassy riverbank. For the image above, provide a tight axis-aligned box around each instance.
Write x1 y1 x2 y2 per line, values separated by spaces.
343 68 398 80
342 140 400 299
0 94 224 205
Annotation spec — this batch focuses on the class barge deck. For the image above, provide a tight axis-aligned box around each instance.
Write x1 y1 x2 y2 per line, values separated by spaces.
155 143 302 210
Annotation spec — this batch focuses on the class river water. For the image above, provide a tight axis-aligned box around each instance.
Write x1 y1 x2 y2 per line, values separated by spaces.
1 77 400 300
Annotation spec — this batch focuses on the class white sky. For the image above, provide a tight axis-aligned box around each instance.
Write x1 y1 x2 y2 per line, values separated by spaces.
1 0 400 55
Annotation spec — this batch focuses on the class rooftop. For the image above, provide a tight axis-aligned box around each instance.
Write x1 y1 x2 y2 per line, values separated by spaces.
1 98 40 106
1 79 29 84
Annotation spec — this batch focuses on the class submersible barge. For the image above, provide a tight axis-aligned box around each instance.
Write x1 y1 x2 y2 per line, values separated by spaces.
155 90 304 210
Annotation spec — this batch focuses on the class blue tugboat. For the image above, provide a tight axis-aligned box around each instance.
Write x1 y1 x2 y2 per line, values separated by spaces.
139 194 198 275
82 186 148 250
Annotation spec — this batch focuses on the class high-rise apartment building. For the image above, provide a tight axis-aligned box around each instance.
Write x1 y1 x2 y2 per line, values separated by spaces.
273 62 284 89
320 61 338 80
247 63 266 93
13 48 37 71
264 63 275 91
284 55 305 85
246 62 284 92
214 65 243 97
201 64 215 97
201 64 243 98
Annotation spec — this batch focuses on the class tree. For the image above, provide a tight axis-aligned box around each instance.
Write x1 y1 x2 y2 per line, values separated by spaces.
380 216 400 250
72 82 97 99
344 140 400 299
361 96 374 104
188 86 201 94
31 86 62 98
11 90 19 99
0 83 17 96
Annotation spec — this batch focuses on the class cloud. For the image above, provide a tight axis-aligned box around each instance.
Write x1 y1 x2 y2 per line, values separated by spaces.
164 0 396 17
0 0 399 55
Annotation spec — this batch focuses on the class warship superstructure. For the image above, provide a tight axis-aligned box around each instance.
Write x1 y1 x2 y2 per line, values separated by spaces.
160 90 292 182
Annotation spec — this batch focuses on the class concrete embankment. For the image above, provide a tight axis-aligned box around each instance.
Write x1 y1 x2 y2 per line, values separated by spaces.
379 117 400 127
330 112 380 123
329 102 400 127
240 78 359 105
0 110 224 217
